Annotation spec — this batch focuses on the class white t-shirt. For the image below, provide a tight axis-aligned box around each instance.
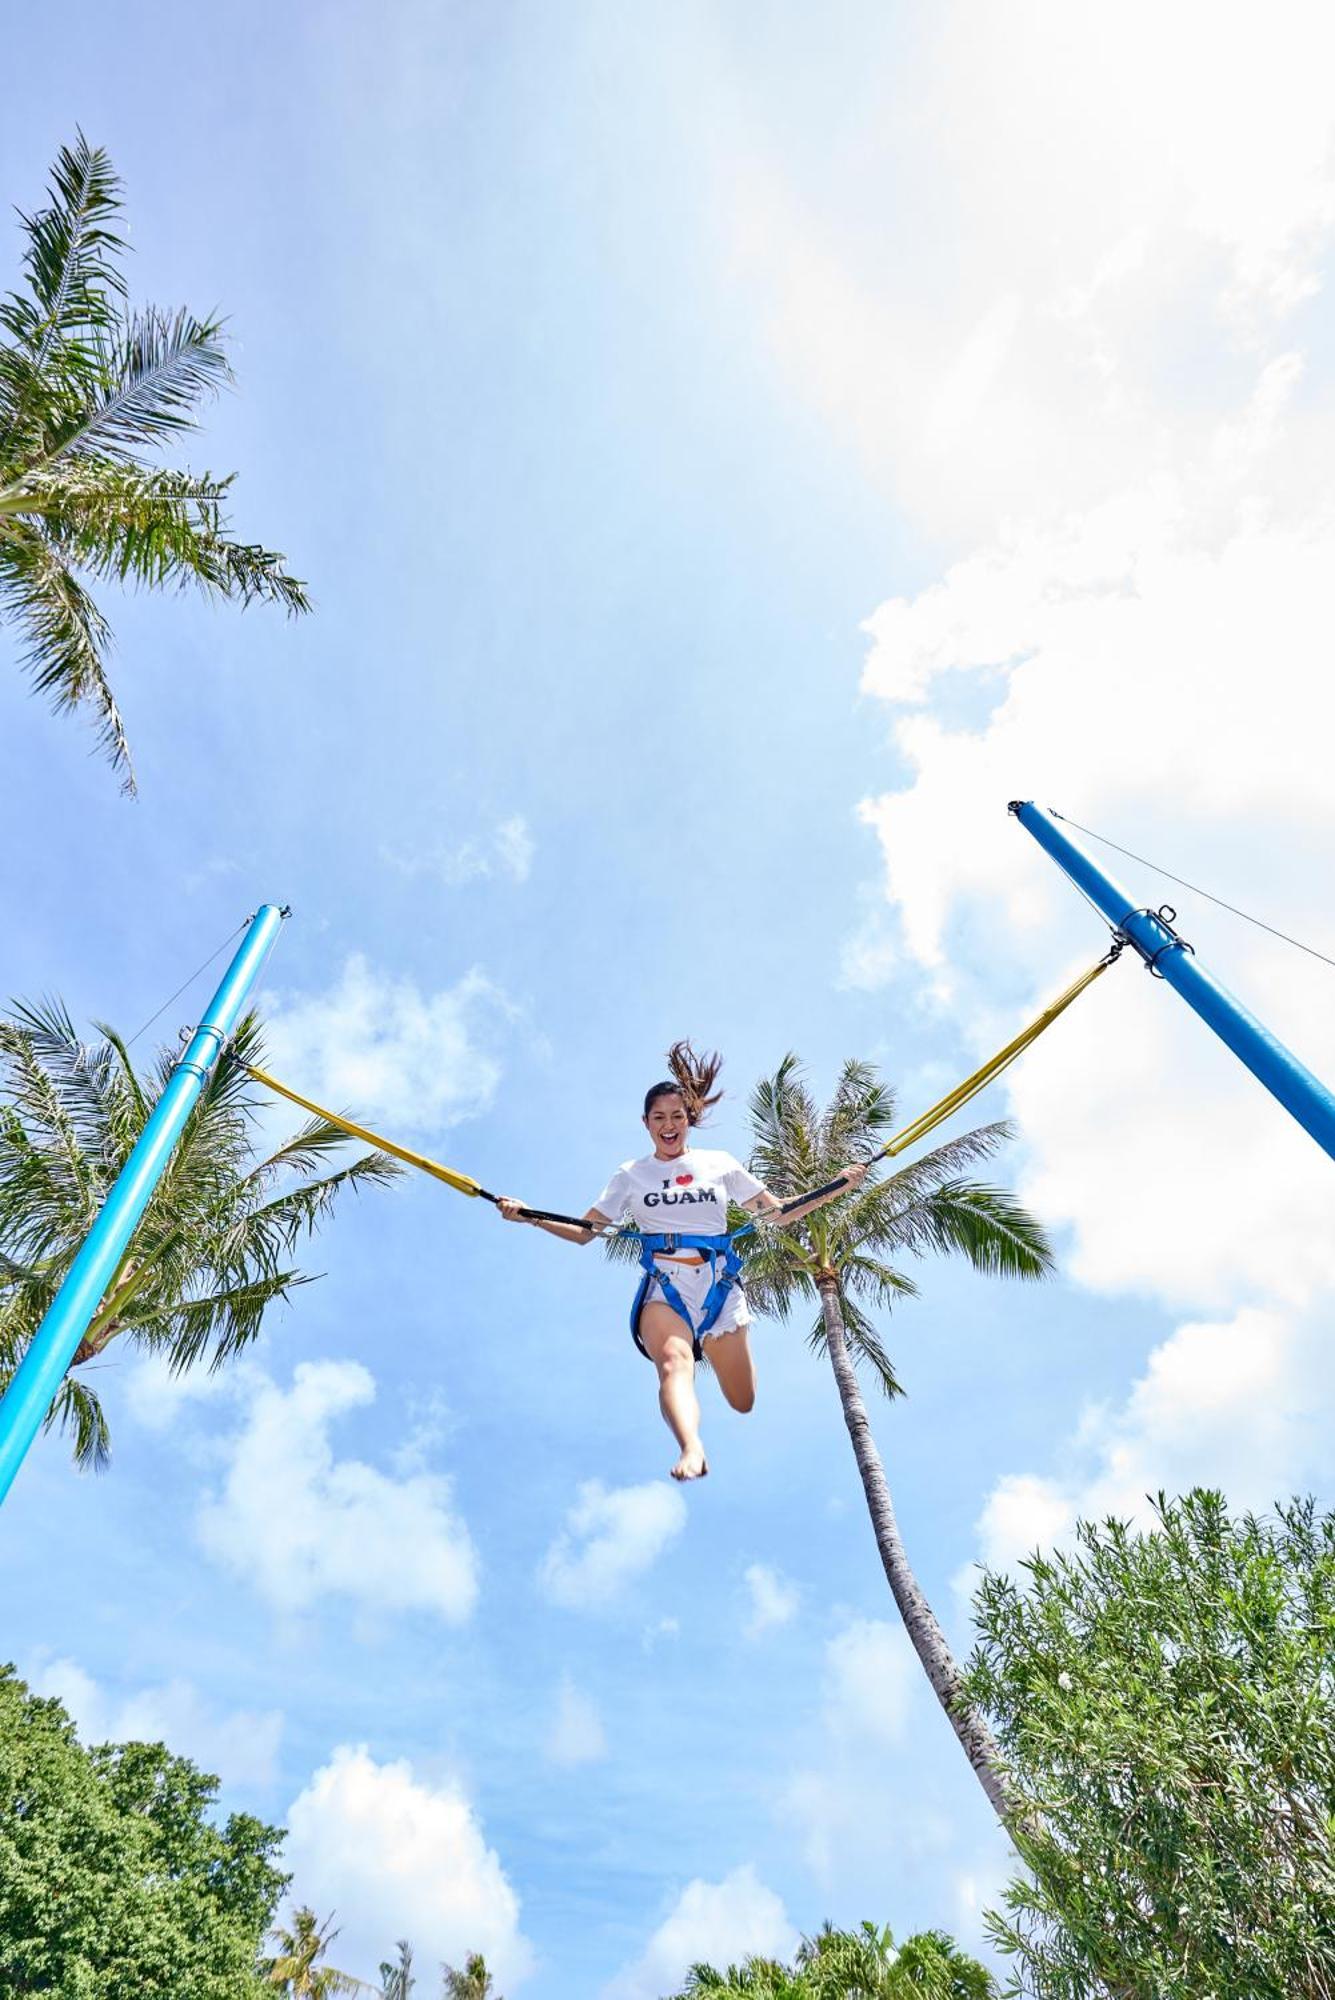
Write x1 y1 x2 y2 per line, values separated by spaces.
593 1148 766 1236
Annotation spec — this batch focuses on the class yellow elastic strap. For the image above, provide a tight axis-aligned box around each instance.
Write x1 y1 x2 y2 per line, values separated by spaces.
881 955 1113 1161
243 951 1113 1207
242 1062 484 1198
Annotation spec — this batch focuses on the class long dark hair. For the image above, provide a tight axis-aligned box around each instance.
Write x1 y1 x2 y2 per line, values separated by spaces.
643 1040 724 1126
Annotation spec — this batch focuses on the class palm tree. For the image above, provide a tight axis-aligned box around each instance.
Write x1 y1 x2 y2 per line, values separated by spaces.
800 1922 995 1997
0 1003 398 1466
441 1955 500 1999
874 1929 995 1997
264 1908 373 1996
676 1921 997 1996
742 1056 1053 1825
379 1941 416 1999
0 134 309 790
680 1960 804 1997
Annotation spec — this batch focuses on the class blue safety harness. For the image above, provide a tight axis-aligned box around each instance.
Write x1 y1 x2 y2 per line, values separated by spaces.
630 1230 747 1360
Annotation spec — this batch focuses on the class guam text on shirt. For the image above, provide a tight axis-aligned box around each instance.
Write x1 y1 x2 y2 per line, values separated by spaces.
593 1148 766 1236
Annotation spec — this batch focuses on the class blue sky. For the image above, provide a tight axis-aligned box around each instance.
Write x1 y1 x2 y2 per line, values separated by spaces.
5 2 1335 1993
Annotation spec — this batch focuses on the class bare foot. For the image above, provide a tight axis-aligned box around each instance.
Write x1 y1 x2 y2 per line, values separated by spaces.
671 1442 709 1482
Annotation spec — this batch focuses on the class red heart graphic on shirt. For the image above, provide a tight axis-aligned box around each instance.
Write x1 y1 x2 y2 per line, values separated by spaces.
675 1174 694 1186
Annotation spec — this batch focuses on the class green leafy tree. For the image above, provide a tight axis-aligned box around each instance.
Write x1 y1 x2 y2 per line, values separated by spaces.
0 135 309 789
681 1959 805 1998
379 1939 416 1998
966 1489 1335 1999
741 1056 1052 1823
264 1908 372 1995
0 1004 399 1467
675 1920 997 1995
0 1662 285 1996
442 1954 501 1998
802 1923 996 1997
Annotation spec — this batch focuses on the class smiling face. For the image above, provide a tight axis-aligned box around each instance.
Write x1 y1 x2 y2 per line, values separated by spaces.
644 1090 690 1160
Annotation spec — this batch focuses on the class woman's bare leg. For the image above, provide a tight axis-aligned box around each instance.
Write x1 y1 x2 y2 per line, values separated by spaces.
639 1303 708 1480
701 1323 756 1413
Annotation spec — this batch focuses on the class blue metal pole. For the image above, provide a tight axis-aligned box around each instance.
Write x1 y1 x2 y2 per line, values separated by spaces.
1010 802 1335 1163
0 904 288 1505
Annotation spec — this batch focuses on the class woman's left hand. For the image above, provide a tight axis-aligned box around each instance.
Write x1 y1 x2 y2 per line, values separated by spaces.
839 1160 871 1188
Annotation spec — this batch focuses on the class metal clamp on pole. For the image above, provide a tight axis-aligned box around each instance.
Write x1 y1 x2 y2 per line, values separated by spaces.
1011 799 1335 1163
1111 906 1197 978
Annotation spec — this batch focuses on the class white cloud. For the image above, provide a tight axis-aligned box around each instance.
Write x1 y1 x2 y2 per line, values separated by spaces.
716 0 1335 1584
124 1350 246 1433
715 0 1335 541
837 902 899 992
642 1615 681 1652
27 1655 282 1790
538 1480 687 1608
261 953 515 1139
966 1474 1077 1581
198 1360 479 1622
602 1865 797 2000
821 1618 917 1748
970 1301 1335 1581
545 1676 608 1767
953 1855 1014 1956
283 1744 533 1991
493 814 535 883
742 1562 799 1638
860 502 1335 1576
383 813 535 887
781 1619 923 1884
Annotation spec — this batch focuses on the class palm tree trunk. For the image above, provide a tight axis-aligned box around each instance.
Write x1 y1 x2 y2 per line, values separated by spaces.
817 1276 1019 1827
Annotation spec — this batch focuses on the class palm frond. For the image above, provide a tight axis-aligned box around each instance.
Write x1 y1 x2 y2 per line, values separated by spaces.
0 526 131 784
43 1371 111 1471
0 1244 40 1286
1 138 311 783
744 1054 1051 1424
0 996 405 1469
8 998 123 1154
747 1053 821 1194
130 1268 309 1373
883 1118 1015 1186
894 1178 1055 1280
17 460 229 573
247 1115 377 1182
848 1128 1015 1261
12 135 125 322
839 1248 920 1312
601 1226 647 1270
806 1291 905 1397
45 306 230 466
16 459 310 613
842 1307 905 1398
235 1152 403 1263
0 135 125 453
188 525 310 614
97 1021 150 1127
0 1015 103 1232
821 1055 897 1157
735 1225 821 1318
0 1123 81 1267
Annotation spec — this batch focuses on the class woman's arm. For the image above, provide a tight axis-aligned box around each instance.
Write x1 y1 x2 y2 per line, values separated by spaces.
745 1161 870 1228
496 1200 608 1245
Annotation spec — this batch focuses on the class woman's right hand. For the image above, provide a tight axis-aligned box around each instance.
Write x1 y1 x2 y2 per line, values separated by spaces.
496 1197 529 1223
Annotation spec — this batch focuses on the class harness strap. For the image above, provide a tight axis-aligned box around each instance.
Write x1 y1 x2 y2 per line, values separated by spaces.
634 1231 745 1352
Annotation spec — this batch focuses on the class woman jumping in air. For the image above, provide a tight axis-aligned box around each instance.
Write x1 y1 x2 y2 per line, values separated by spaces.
498 1042 866 1481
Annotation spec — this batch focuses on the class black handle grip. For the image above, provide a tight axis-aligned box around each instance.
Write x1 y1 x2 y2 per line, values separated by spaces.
779 1173 849 1216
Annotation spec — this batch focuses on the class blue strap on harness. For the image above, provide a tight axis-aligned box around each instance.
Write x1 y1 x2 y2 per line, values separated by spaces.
631 1231 745 1358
